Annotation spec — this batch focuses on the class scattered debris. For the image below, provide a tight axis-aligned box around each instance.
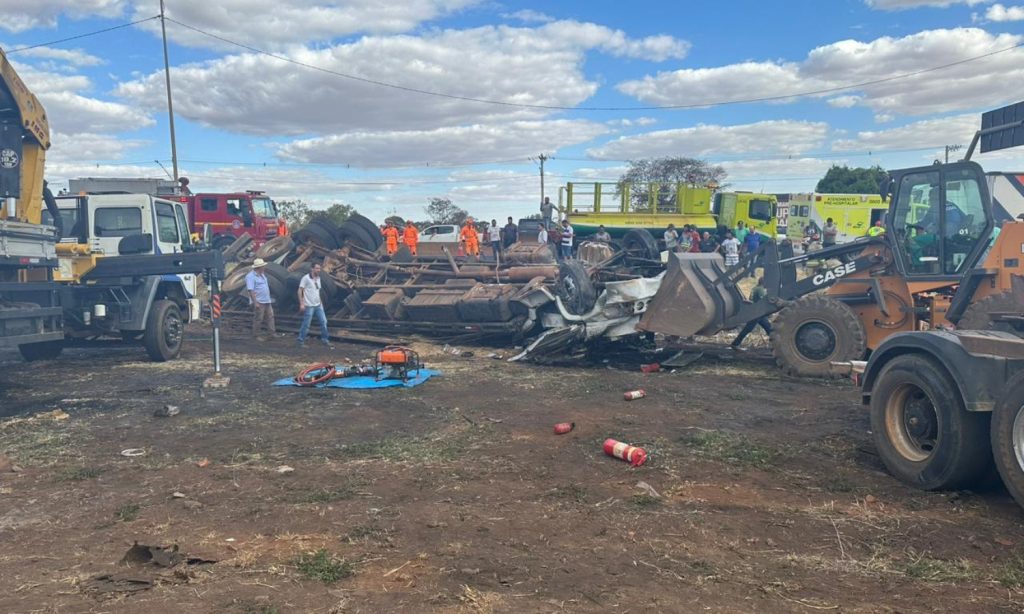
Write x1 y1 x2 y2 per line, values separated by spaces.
48 410 70 421
623 389 646 401
426 520 449 529
275 465 295 474
635 481 662 499
661 350 704 369
196 458 210 468
604 438 648 467
153 405 180 418
119 448 146 458
82 574 153 595
181 499 204 511
171 491 187 498
553 422 575 435
865 494 878 504
640 363 661 373
121 543 183 568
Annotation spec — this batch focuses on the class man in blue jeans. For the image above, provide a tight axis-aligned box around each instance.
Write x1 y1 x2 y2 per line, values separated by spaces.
297 262 332 348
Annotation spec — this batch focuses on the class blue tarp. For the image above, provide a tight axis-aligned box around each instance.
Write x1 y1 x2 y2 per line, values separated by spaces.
273 368 440 389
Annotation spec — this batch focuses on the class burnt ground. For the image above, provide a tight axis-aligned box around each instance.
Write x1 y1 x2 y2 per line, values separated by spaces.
1 327 1024 613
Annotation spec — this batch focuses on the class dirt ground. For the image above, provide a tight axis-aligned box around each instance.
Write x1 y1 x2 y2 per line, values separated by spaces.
2 326 1024 614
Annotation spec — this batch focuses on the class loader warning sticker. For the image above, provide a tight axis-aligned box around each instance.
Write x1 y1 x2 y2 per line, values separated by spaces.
0 148 18 169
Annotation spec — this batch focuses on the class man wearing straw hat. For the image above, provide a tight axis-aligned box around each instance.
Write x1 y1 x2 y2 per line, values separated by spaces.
245 258 276 340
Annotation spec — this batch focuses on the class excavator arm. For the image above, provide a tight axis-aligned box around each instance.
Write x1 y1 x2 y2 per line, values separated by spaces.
0 47 51 225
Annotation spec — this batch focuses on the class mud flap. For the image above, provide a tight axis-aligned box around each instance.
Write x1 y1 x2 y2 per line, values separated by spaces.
636 253 737 338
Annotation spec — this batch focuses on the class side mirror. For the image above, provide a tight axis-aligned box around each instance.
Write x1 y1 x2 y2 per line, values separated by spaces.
118 233 153 255
879 175 893 200
202 223 213 245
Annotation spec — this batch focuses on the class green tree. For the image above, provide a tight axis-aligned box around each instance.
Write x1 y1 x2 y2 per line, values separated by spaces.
311 203 356 227
277 199 311 228
815 165 888 194
618 157 728 211
384 214 405 227
425 197 468 225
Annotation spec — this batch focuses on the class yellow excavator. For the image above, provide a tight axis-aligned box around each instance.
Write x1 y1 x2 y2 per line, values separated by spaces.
0 48 223 362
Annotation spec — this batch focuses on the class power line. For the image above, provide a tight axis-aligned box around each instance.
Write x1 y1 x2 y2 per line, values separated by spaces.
166 16 1024 112
552 145 950 164
6 16 161 54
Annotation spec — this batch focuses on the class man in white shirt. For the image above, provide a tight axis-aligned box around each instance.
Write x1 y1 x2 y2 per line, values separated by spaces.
721 231 741 266
663 224 679 252
593 225 611 242
297 262 332 348
559 219 574 259
537 225 548 245
488 219 502 259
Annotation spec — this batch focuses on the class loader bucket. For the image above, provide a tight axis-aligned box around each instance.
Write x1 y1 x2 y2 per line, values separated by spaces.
637 252 738 338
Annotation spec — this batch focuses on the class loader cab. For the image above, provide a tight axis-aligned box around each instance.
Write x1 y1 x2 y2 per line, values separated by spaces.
886 162 992 280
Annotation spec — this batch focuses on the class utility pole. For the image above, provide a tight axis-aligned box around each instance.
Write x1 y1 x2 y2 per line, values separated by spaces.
945 144 963 164
538 153 547 206
159 0 179 182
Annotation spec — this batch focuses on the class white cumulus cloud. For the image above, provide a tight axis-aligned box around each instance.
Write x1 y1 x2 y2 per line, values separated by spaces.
984 3 1024 20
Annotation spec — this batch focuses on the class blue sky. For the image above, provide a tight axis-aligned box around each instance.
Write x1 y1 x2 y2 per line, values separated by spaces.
6 0 1024 223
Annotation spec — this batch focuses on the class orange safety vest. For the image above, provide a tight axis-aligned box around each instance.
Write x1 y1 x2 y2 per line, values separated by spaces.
383 226 400 254
460 224 479 255
403 226 419 254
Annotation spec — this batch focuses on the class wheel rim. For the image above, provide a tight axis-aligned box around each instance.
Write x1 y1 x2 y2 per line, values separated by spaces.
794 320 837 362
164 310 183 349
562 277 581 312
884 383 938 462
1012 403 1024 474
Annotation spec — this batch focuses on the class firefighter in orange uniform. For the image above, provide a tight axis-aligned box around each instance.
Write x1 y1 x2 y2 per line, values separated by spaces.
460 218 480 256
382 221 400 256
403 220 419 256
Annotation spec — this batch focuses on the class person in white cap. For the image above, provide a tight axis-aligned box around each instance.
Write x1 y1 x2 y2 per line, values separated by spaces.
245 258 275 340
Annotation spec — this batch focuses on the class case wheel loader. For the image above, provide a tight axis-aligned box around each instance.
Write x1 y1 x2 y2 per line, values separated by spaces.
639 103 1024 377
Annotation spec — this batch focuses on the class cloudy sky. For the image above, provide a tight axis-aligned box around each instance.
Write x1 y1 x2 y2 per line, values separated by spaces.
6 0 1024 222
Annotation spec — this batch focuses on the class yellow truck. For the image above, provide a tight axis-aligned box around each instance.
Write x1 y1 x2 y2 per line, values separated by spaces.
561 182 778 238
785 193 888 244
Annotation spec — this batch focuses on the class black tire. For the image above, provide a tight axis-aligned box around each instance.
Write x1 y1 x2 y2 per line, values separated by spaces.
263 263 293 308
557 259 598 315
335 222 378 251
347 214 384 250
221 265 252 294
143 300 184 362
255 235 294 261
621 229 659 261
958 292 1023 336
991 373 1024 507
220 234 253 260
770 295 866 377
19 340 63 361
870 353 992 490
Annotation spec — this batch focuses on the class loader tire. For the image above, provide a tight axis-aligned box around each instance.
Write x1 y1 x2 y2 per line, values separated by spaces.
557 259 597 315
958 292 1023 337
870 354 991 491
347 214 384 250
991 373 1024 508
771 295 866 377
143 300 184 362
621 229 659 261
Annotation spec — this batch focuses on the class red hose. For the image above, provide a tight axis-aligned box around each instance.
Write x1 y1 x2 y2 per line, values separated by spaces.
295 362 337 387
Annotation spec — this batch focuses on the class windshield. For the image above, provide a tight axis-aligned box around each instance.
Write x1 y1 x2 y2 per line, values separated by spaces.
251 197 276 218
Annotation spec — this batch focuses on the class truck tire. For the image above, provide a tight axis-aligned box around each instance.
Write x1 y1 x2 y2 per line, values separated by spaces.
557 259 597 315
771 295 866 377
19 340 63 361
212 235 236 252
870 353 992 490
294 218 341 250
220 234 253 260
990 373 1024 507
220 265 252 294
263 263 292 308
958 292 1023 337
255 235 294 261
621 229 659 261
347 214 384 250
335 221 378 252
143 300 184 362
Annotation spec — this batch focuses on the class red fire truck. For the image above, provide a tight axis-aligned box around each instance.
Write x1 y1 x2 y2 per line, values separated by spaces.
67 177 287 249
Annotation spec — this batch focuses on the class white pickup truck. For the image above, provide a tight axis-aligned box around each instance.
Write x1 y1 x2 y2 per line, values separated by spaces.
419 224 484 243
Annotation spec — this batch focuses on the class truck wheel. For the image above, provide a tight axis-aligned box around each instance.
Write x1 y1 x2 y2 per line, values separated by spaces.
294 218 341 250
958 292 1023 337
621 229 659 261
255 235 294 261
347 214 384 250
771 295 866 377
212 235 236 251
143 300 184 362
220 265 252 294
19 340 63 361
870 354 992 490
263 263 293 308
557 260 597 315
335 221 378 252
990 373 1024 507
